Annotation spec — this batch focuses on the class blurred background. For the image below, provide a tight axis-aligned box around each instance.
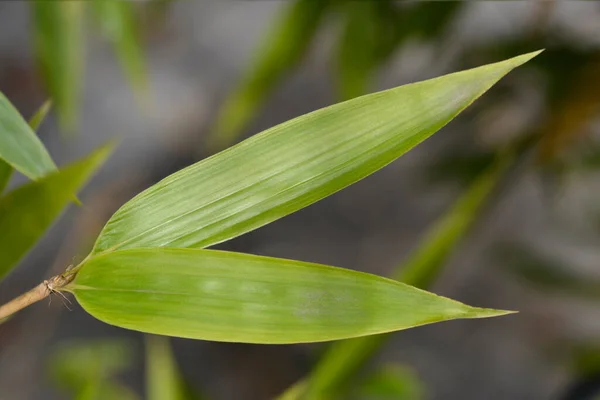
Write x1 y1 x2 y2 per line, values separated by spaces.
0 1 600 399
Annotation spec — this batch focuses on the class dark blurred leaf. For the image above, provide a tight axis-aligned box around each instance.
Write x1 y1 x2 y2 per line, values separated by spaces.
395 2 462 41
536 58 600 164
211 0 330 149
425 152 496 186
48 339 137 400
92 0 147 98
0 143 113 281
568 147 600 172
496 243 600 299
532 47 599 106
354 364 424 400
572 344 600 377
0 93 56 181
336 1 462 100
279 151 514 400
0 161 11 195
336 1 398 100
146 336 188 400
31 1 85 131
77 382 138 400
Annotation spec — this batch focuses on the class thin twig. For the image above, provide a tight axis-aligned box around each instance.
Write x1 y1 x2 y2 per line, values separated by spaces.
0 274 73 321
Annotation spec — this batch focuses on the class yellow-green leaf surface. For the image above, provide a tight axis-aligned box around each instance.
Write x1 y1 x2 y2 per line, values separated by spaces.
146 336 188 400
211 0 330 148
71 248 509 344
0 93 55 180
0 144 113 280
92 52 540 256
92 0 147 96
32 1 84 131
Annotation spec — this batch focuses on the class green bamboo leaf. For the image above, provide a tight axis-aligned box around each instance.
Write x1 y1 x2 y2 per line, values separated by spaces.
92 0 147 97
211 0 330 149
0 143 113 280
146 336 188 400
32 1 84 131
278 151 514 400
70 248 510 344
92 51 540 256
0 93 56 181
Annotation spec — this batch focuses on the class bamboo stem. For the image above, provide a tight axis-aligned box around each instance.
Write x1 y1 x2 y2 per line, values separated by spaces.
0 274 73 320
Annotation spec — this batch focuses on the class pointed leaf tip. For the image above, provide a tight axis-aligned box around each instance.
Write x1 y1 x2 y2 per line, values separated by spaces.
464 307 517 319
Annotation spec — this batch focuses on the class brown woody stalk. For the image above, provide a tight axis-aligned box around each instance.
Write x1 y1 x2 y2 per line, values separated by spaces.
0 273 73 320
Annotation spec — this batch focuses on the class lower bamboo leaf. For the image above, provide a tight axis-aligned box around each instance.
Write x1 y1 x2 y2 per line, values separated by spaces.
70 248 511 344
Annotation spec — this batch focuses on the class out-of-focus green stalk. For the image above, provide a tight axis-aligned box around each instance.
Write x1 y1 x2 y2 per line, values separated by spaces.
0 161 11 196
210 0 330 150
277 149 515 400
146 335 187 400
31 2 84 132
92 0 148 104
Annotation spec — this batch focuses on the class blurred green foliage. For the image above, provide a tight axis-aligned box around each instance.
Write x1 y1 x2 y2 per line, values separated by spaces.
146 336 194 400
48 339 138 400
211 0 330 149
29 0 147 133
354 364 424 400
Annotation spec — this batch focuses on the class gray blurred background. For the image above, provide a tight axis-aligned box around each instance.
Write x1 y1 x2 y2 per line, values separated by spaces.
0 1 600 399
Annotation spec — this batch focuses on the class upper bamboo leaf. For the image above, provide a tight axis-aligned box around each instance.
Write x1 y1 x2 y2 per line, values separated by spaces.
71 248 509 344
0 93 56 180
0 144 113 280
92 52 540 255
